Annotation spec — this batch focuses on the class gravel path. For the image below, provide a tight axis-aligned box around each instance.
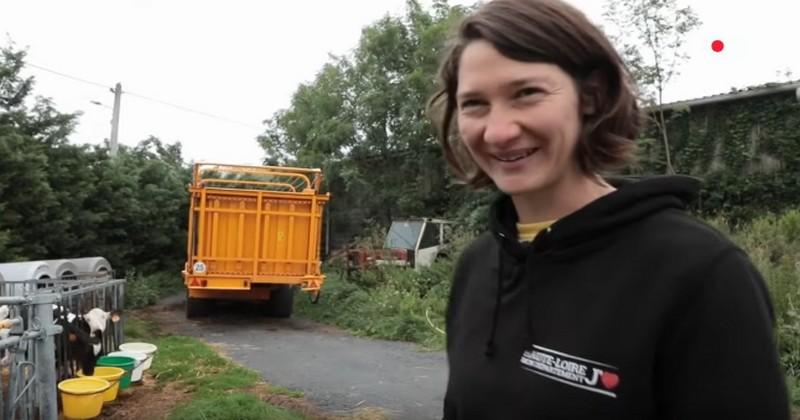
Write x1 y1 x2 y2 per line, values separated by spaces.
152 296 447 420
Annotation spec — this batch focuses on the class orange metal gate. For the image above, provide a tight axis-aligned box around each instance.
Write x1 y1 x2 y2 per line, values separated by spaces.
182 163 330 299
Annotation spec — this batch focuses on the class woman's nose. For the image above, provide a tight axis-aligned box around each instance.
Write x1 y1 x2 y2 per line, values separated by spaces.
483 110 522 146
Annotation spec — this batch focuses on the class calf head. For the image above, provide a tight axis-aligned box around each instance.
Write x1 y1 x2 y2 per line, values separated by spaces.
83 307 122 335
53 305 103 375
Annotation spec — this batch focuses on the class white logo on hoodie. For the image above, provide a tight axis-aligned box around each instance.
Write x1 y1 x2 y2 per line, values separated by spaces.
520 345 620 398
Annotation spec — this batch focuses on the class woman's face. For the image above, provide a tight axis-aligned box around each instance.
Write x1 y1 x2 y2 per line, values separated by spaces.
456 40 587 197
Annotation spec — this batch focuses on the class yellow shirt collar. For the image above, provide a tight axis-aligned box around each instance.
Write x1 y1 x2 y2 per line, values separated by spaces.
517 220 557 242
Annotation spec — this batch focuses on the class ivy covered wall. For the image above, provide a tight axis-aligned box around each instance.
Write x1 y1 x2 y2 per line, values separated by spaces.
638 86 800 221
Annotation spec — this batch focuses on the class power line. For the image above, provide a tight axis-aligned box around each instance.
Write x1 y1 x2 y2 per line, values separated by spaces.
25 61 264 131
124 90 263 130
26 62 111 90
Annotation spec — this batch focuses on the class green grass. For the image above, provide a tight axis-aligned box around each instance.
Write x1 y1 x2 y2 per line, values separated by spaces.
126 317 307 418
123 316 160 340
150 336 260 392
295 261 452 351
168 392 305 420
268 384 305 399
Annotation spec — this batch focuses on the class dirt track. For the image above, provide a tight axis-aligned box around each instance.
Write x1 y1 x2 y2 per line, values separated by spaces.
150 296 447 420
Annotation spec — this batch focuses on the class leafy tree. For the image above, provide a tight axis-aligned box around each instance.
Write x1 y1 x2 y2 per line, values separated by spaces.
80 138 190 274
0 127 55 260
40 142 98 258
0 45 74 260
0 42 190 275
603 0 701 174
259 0 472 248
260 59 355 166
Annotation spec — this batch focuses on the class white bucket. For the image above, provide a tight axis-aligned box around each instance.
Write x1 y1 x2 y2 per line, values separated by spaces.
118 342 158 370
107 351 147 382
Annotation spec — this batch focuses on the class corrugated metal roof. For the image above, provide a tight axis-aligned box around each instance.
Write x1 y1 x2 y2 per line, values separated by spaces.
658 79 800 110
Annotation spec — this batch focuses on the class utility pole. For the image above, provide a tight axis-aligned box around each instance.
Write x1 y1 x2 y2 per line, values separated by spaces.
110 82 122 156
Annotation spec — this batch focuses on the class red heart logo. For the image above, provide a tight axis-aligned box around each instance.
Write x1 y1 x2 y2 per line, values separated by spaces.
601 371 619 389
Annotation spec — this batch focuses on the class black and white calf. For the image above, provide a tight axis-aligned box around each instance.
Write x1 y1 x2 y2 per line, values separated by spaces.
52 305 121 377
0 304 120 377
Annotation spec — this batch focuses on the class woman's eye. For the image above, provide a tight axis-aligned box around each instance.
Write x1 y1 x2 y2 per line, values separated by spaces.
459 99 485 109
460 99 484 109
515 87 543 99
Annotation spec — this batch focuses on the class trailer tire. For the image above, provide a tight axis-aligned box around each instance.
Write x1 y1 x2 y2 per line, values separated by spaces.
186 294 209 318
266 286 295 318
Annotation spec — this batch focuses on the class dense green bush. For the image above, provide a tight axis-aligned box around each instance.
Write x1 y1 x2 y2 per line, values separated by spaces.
125 271 184 309
710 209 800 405
696 172 800 223
296 257 455 349
297 227 478 348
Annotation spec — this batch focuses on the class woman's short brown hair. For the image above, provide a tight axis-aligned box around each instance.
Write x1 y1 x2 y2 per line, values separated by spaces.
429 0 641 187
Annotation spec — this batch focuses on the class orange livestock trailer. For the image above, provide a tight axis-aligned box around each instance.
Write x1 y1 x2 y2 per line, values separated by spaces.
182 163 330 318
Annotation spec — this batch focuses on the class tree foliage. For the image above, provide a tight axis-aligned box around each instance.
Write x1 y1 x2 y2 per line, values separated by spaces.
0 44 190 274
603 0 701 174
259 0 476 247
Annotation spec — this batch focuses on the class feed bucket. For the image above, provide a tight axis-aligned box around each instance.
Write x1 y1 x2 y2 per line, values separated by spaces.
77 366 125 402
96 356 135 390
119 342 158 370
107 351 147 382
58 377 110 419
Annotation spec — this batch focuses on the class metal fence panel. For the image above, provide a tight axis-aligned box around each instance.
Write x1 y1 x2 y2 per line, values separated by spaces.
0 276 125 420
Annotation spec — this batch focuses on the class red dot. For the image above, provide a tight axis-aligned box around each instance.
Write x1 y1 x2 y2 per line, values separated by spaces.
711 40 724 52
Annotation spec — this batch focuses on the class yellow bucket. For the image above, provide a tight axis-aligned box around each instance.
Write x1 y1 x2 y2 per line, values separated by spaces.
77 367 126 402
58 377 110 419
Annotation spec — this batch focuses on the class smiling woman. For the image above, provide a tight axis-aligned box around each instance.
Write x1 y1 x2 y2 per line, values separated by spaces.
427 0 790 419
455 49 602 215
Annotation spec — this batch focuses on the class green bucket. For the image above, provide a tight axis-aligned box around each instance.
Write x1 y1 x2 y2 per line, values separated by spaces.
97 356 136 390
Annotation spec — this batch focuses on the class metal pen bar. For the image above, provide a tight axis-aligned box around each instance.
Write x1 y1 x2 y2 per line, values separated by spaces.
34 299 58 420
0 297 29 305
59 279 125 298
0 329 48 346
0 335 22 349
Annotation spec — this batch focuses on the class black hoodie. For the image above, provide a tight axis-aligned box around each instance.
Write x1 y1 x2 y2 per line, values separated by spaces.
443 176 789 420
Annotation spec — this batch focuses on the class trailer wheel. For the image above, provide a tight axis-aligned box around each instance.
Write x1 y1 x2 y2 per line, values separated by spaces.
266 286 295 318
186 293 209 319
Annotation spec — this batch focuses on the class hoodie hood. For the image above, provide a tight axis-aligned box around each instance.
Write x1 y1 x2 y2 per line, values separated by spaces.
489 175 702 259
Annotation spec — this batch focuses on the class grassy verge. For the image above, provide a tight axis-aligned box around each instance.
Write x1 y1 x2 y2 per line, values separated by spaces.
295 260 451 351
124 317 308 420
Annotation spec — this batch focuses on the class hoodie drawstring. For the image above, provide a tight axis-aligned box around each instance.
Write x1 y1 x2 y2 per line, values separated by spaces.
486 231 541 358
484 243 505 358
526 261 536 347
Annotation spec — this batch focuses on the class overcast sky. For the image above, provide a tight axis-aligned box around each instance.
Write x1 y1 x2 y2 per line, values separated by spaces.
2 0 798 166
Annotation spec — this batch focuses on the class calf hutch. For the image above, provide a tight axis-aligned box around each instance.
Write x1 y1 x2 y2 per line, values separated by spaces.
0 258 125 420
